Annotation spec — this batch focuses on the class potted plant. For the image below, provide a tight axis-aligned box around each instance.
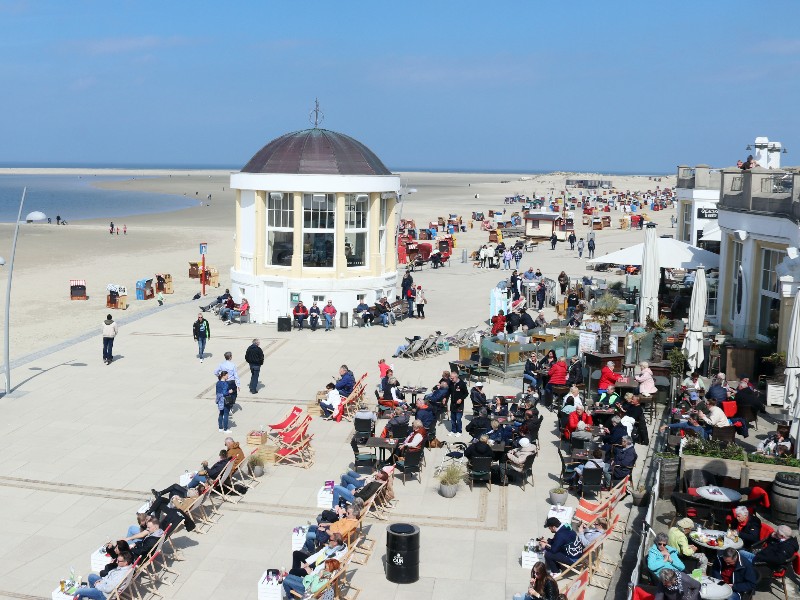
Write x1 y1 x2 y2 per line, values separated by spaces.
631 484 648 506
248 453 266 478
762 352 787 384
549 487 568 505
589 294 620 354
438 464 464 498
646 316 672 362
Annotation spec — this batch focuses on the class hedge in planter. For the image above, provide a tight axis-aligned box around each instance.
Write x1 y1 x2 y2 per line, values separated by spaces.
682 439 745 461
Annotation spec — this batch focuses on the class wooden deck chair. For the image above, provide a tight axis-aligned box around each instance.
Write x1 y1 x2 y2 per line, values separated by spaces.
232 448 263 489
561 567 590 600
269 406 304 433
277 416 312 446
573 497 612 527
412 336 435 360
186 486 216 533
553 539 598 583
208 459 236 503
136 524 175 597
275 435 315 469
583 513 621 581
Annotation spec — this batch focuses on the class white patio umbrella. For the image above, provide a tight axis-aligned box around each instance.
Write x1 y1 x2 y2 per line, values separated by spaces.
639 224 659 323
587 237 720 269
783 290 800 454
682 266 707 372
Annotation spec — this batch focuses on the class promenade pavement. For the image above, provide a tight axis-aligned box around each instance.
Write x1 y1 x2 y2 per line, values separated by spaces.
0 213 664 599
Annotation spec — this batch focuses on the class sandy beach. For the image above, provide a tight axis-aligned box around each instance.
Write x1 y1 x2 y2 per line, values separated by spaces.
0 168 675 363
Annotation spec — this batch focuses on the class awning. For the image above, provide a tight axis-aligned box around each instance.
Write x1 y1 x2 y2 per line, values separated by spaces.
588 237 720 269
700 221 721 242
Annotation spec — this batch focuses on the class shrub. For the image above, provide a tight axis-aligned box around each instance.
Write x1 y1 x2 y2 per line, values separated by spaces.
682 438 744 461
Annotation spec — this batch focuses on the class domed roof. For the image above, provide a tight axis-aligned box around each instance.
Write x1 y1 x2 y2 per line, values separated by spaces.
241 128 392 176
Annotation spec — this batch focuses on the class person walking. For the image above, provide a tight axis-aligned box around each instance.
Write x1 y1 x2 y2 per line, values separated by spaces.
577 238 585 258
415 285 426 318
245 339 264 394
102 314 119 365
568 231 577 250
215 351 241 414
512 247 523 270
587 237 595 259
193 312 211 362
215 371 234 432
550 232 558 250
502 248 512 270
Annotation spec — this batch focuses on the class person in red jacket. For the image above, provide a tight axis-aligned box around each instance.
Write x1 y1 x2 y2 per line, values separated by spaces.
565 406 593 439
292 301 309 330
545 356 569 406
490 310 506 336
598 361 621 392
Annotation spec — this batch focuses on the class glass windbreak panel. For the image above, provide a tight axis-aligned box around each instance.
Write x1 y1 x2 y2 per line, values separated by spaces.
758 295 780 337
266 230 293 266
267 192 293 227
303 232 334 267
345 232 367 267
345 194 368 229
706 278 718 317
303 194 335 229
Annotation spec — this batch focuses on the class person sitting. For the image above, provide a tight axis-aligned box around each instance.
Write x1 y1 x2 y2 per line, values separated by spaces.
560 386 583 415
425 379 450 420
523 353 539 389
335 365 355 397
647 532 685 577
293 301 309 330
533 311 548 328
225 297 249 324
705 375 729 402
735 380 766 414
539 517 585 576
491 395 509 418
308 301 321 331
320 383 342 419
564 406 593 439
470 381 489 412
618 394 648 445
322 300 337 331
304 500 364 552
659 414 708 440
487 419 512 445
654 568 701 600
609 436 637 483
668 518 708 573
732 506 762 550
466 408 492 440
465 434 494 461
519 310 535 332
128 516 164 562
697 398 730 433
634 361 657 397
331 469 390 508
225 436 246 468
598 385 620 407
73 551 134 600
392 419 426 461
576 518 608 548
566 356 583 386
567 310 583 328
523 561 560 600
181 449 231 490
598 361 622 392
379 408 408 439
757 431 792 455
546 356 568 400
352 402 377 429
200 288 231 312
570 449 608 490
491 310 506 336
218 296 236 320
282 558 340 600
288 534 347 579
539 350 556 371
505 437 537 483
97 540 132 577
372 300 391 327
414 399 436 432
744 525 799 569
711 548 758 600
571 420 593 443
354 300 373 327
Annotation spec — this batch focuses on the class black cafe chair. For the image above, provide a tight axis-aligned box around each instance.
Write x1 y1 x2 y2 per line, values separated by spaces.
467 456 493 492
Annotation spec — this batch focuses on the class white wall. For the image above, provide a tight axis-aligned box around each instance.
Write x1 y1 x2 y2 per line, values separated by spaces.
239 190 256 275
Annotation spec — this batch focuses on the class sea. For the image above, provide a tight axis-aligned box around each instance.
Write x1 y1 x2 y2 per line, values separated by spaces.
0 174 199 223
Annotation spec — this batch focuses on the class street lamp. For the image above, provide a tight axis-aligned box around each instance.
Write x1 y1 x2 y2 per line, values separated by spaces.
2 187 32 395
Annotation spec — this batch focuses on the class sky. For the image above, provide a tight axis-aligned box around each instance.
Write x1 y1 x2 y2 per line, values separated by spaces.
0 1 798 173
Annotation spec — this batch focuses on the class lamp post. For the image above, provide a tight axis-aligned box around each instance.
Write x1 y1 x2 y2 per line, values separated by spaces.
2 188 29 394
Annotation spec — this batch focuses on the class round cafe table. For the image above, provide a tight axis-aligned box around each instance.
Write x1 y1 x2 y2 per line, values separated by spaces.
696 486 742 503
699 576 733 600
689 529 743 551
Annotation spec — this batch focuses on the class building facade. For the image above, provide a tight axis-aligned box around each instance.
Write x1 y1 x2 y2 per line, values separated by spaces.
229 128 401 323
717 166 800 351
675 164 721 247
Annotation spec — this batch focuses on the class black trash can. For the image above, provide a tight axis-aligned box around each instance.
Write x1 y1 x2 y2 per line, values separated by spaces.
277 316 291 332
386 523 420 583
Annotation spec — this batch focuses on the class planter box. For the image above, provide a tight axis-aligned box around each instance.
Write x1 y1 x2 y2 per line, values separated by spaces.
680 454 746 485
767 383 785 407
745 458 800 483
247 431 269 446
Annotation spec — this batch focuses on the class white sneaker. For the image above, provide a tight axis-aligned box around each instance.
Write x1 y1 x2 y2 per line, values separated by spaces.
218 428 224 432
456 432 462 437
224 429 231 433
200 358 204 363
447 432 454 437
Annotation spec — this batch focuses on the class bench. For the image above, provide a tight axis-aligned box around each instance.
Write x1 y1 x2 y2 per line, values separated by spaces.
230 310 250 324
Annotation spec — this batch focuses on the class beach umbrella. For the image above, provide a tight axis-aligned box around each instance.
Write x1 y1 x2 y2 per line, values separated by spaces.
25 211 47 222
639 224 659 323
682 266 707 372
587 237 720 269
783 290 800 455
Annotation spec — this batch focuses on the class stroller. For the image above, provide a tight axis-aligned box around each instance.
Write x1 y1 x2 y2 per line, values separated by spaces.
433 442 467 475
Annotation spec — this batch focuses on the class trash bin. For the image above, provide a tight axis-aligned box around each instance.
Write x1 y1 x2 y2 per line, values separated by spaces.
461 249 468 263
385 523 419 584
340 311 349 329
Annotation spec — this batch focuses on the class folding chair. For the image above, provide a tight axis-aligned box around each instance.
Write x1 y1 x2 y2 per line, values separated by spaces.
275 436 315 469
107 556 141 600
276 416 312 448
188 485 217 533
234 448 263 489
208 460 236 504
269 406 303 433
394 450 423 485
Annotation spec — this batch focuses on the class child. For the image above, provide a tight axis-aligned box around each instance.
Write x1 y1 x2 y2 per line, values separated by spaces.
378 359 391 379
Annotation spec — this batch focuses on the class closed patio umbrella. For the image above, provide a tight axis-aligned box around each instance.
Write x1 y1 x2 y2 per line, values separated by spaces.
783 290 800 455
682 266 707 372
639 224 659 323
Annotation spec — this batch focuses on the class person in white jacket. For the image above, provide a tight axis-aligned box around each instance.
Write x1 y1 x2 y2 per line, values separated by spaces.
101 314 119 365
74 551 133 599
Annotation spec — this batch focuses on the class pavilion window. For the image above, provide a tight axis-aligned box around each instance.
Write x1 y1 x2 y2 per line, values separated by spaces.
303 194 335 268
265 192 293 267
345 193 369 268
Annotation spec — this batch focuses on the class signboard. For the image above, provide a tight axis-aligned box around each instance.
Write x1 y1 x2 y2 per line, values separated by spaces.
578 331 598 356
199 242 208 255
696 208 718 220
290 292 300 303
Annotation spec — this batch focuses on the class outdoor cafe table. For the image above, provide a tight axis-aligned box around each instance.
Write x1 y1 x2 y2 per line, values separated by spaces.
689 529 743 552
548 504 575 524
365 437 398 463
591 408 616 427
699 576 733 600
399 386 427 403
696 486 742 503
570 449 592 463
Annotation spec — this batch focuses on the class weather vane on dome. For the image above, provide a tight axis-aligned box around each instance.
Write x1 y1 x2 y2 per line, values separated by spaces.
309 98 324 128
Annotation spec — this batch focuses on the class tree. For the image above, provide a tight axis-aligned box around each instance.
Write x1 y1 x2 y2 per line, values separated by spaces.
647 316 672 362
589 294 620 354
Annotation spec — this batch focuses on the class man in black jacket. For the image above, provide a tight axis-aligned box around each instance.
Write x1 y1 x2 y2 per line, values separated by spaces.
466 408 492 440
566 356 583 387
192 313 211 362
449 372 469 437
749 525 799 569
464 435 494 461
734 380 766 414
130 516 165 561
470 381 488 412
245 338 264 394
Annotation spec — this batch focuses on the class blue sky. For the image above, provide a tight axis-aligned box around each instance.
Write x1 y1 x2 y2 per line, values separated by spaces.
0 1 798 172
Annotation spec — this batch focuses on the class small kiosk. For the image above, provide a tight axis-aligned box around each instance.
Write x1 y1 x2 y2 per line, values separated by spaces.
69 279 88 300
155 273 173 294
106 284 128 309
135 278 154 300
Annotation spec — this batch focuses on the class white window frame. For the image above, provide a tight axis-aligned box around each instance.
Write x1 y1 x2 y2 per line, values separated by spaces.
302 193 336 269
757 248 785 339
265 192 293 268
729 240 742 322
344 193 369 269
